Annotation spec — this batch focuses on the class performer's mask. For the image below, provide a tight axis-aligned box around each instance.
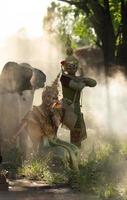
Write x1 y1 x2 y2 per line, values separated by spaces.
66 61 78 75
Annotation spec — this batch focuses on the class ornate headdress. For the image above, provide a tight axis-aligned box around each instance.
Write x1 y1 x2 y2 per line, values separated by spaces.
42 73 60 103
61 35 79 72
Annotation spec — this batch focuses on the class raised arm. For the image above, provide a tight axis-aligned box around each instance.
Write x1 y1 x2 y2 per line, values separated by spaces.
82 77 97 87
69 79 85 90
60 74 85 91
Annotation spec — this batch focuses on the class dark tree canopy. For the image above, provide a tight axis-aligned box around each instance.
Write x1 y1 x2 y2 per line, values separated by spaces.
44 0 127 72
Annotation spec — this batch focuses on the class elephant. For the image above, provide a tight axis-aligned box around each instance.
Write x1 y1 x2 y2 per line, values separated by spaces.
0 61 46 158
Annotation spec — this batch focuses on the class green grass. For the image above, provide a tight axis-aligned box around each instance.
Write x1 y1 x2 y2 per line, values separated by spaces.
79 137 127 199
18 155 70 185
1 136 127 199
0 147 23 176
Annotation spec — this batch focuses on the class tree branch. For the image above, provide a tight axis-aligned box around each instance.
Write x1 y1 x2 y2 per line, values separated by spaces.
58 0 90 16
58 0 81 7
88 0 105 18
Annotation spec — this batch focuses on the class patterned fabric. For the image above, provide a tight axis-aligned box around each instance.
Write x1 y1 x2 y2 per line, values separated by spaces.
23 105 79 171
23 105 57 139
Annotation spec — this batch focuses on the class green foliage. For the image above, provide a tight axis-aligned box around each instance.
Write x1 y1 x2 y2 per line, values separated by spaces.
19 155 69 185
43 1 96 48
1 147 23 175
73 13 96 46
19 158 44 180
2 136 127 197
18 152 81 188
43 0 125 47
78 139 127 199
43 168 68 184
79 143 114 192
109 0 121 33
119 143 127 158
44 0 127 67
98 184 119 199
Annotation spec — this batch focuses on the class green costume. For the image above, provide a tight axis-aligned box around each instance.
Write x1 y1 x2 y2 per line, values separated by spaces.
60 47 97 147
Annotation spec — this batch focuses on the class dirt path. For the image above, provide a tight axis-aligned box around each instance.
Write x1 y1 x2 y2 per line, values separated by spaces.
0 179 98 200
0 190 97 200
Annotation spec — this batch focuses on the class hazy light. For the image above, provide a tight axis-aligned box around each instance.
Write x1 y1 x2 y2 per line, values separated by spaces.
0 0 52 42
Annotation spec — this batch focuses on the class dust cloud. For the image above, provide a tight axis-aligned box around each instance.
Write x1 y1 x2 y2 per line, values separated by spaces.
0 29 127 139
82 69 127 138
0 28 64 105
0 23 126 136
1 27 127 195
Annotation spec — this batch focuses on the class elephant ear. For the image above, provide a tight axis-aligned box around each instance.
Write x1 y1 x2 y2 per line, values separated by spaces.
32 68 46 89
20 63 46 89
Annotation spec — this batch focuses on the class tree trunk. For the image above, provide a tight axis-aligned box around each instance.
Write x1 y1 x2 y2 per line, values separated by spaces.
116 0 127 67
88 0 116 71
101 12 116 68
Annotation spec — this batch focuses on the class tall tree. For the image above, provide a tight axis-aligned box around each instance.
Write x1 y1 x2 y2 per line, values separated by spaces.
44 0 127 71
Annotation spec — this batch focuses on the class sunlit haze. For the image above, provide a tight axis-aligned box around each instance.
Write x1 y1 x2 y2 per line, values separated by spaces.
0 0 126 140
0 0 52 41
0 0 64 75
0 0 64 105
